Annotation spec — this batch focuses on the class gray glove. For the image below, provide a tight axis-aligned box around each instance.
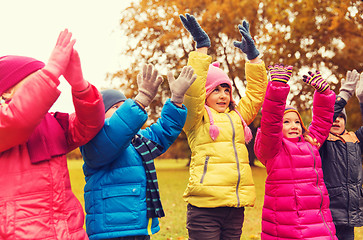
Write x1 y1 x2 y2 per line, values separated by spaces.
355 72 363 103
339 69 359 101
167 66 197 104
135 64 163 107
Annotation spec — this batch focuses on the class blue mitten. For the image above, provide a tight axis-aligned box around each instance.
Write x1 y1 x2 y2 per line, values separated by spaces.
233 20 259 60
179 13 211 48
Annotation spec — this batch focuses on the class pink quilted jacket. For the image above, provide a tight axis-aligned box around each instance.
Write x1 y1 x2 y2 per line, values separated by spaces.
254 81 337 240
0 70 104 239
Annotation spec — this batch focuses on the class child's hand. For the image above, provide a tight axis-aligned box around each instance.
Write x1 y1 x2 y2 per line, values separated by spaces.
268 64 293 84
167 66 197 104
63 50 89 92
302 70 330 94
355 71 363 103
134 64 163 108
339 69 360 102
44 29 76 79
233 20 259 60
179 13 211 49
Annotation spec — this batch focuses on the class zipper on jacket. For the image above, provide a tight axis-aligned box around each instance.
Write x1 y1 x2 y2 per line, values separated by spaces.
200 156 210 183
307 144 334 239
225 113 241 207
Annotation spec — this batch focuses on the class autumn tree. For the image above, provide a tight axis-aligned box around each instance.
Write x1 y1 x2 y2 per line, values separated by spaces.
109 0 363 162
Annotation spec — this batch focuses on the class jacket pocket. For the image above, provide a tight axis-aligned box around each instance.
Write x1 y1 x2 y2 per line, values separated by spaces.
0 201 15 238
102 184 142 227
200 156 210 184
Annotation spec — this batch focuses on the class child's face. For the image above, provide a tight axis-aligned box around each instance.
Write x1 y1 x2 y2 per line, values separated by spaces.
330 114 345 135
105 101 123 119
205 85 231 113
282 111 303 138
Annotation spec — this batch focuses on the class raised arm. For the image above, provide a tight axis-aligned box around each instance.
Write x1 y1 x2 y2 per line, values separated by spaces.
302 70 335 146
254 64 292 165
179 13 212 131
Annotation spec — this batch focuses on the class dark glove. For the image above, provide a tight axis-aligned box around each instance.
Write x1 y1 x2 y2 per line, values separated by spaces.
268 64 293 84
233 20 259 60
179 13 211 48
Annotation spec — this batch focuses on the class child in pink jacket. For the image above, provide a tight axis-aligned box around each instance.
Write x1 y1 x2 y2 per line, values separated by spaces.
254 64 338 239
0 30 104 239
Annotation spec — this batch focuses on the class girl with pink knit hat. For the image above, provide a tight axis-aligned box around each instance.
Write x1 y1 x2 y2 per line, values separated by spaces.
0 30 104 239
254 64 338 239
179 13 268 239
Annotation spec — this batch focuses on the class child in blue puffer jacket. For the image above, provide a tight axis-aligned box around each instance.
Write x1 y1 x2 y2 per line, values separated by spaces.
80 64 196 240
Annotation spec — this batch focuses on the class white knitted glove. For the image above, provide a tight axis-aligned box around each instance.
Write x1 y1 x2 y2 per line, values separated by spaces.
339 69 359 102
355 72 363 103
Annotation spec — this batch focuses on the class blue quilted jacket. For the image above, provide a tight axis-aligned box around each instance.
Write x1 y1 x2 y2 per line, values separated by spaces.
80 99 187 240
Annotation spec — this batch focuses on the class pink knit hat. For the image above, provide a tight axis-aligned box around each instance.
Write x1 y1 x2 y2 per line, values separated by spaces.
205 61 234 103
0 55 45 95
204 61 252 143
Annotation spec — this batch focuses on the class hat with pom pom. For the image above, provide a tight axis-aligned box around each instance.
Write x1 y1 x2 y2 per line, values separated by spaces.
204 61 252 143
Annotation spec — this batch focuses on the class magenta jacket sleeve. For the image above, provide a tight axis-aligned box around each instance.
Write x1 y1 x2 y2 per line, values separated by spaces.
66 84 105 152
307 90 336 147
254 81 290 165
0 70 60 152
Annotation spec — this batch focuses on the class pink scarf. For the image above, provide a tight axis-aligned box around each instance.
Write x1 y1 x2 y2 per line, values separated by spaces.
27 113 68 164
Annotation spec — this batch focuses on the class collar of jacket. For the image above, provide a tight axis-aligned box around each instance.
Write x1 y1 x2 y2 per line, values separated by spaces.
328 131 359 143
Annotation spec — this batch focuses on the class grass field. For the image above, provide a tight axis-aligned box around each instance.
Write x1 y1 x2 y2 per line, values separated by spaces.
68 159 363 240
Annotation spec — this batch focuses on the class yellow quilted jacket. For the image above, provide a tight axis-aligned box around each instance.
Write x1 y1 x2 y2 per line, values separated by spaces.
183 51 267 208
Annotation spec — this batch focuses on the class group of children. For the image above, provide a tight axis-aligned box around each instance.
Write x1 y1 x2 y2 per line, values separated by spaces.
0 13 362 240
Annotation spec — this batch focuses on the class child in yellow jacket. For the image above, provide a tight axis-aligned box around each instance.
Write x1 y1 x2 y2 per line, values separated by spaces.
179 13 268 240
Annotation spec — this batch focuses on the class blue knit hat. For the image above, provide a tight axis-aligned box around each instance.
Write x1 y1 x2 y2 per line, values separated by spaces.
101 89 127 113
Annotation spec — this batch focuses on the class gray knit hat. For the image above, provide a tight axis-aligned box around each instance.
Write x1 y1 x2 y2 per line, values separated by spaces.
101 89 127 113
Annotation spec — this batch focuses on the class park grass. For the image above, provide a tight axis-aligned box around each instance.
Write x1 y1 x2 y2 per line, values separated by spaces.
68 159 363 240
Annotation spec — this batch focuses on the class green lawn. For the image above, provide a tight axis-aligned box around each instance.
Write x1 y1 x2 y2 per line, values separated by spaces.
68 159 363 240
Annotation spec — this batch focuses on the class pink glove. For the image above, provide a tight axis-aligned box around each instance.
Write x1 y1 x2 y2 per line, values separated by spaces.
63 49 89 92
44 29 76 79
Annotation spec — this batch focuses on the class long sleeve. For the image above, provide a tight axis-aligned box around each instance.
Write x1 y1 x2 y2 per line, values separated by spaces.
65 84 105 152
308 90 336 146
81 99 147 168
140 99 187 154
183 51 212 132
0 70 60 152
254 81 289 165
236 61 268 125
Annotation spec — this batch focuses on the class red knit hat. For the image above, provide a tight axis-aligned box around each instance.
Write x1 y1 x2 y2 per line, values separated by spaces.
0 55 45 95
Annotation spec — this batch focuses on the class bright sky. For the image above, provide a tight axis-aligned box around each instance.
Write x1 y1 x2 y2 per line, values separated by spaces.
0 0 134 112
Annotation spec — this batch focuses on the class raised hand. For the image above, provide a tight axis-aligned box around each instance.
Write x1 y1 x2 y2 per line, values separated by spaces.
268 64 293 84
302 70 330 94
44 29 76 79
167 66 197 104
134 64 163 107
339 69 360 102
233 20 259 60
63 50 88 92
355 72 363 103
179 13 211 49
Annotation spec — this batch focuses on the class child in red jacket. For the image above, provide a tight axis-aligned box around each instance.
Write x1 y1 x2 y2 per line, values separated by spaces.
0 29 104 239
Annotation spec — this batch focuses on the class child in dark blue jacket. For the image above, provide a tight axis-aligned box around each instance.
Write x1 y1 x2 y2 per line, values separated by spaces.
80 64 196 240
319 70 363 240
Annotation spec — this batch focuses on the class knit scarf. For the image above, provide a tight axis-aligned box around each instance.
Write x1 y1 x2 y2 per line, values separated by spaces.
131 134 165 218
27 112 68 164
